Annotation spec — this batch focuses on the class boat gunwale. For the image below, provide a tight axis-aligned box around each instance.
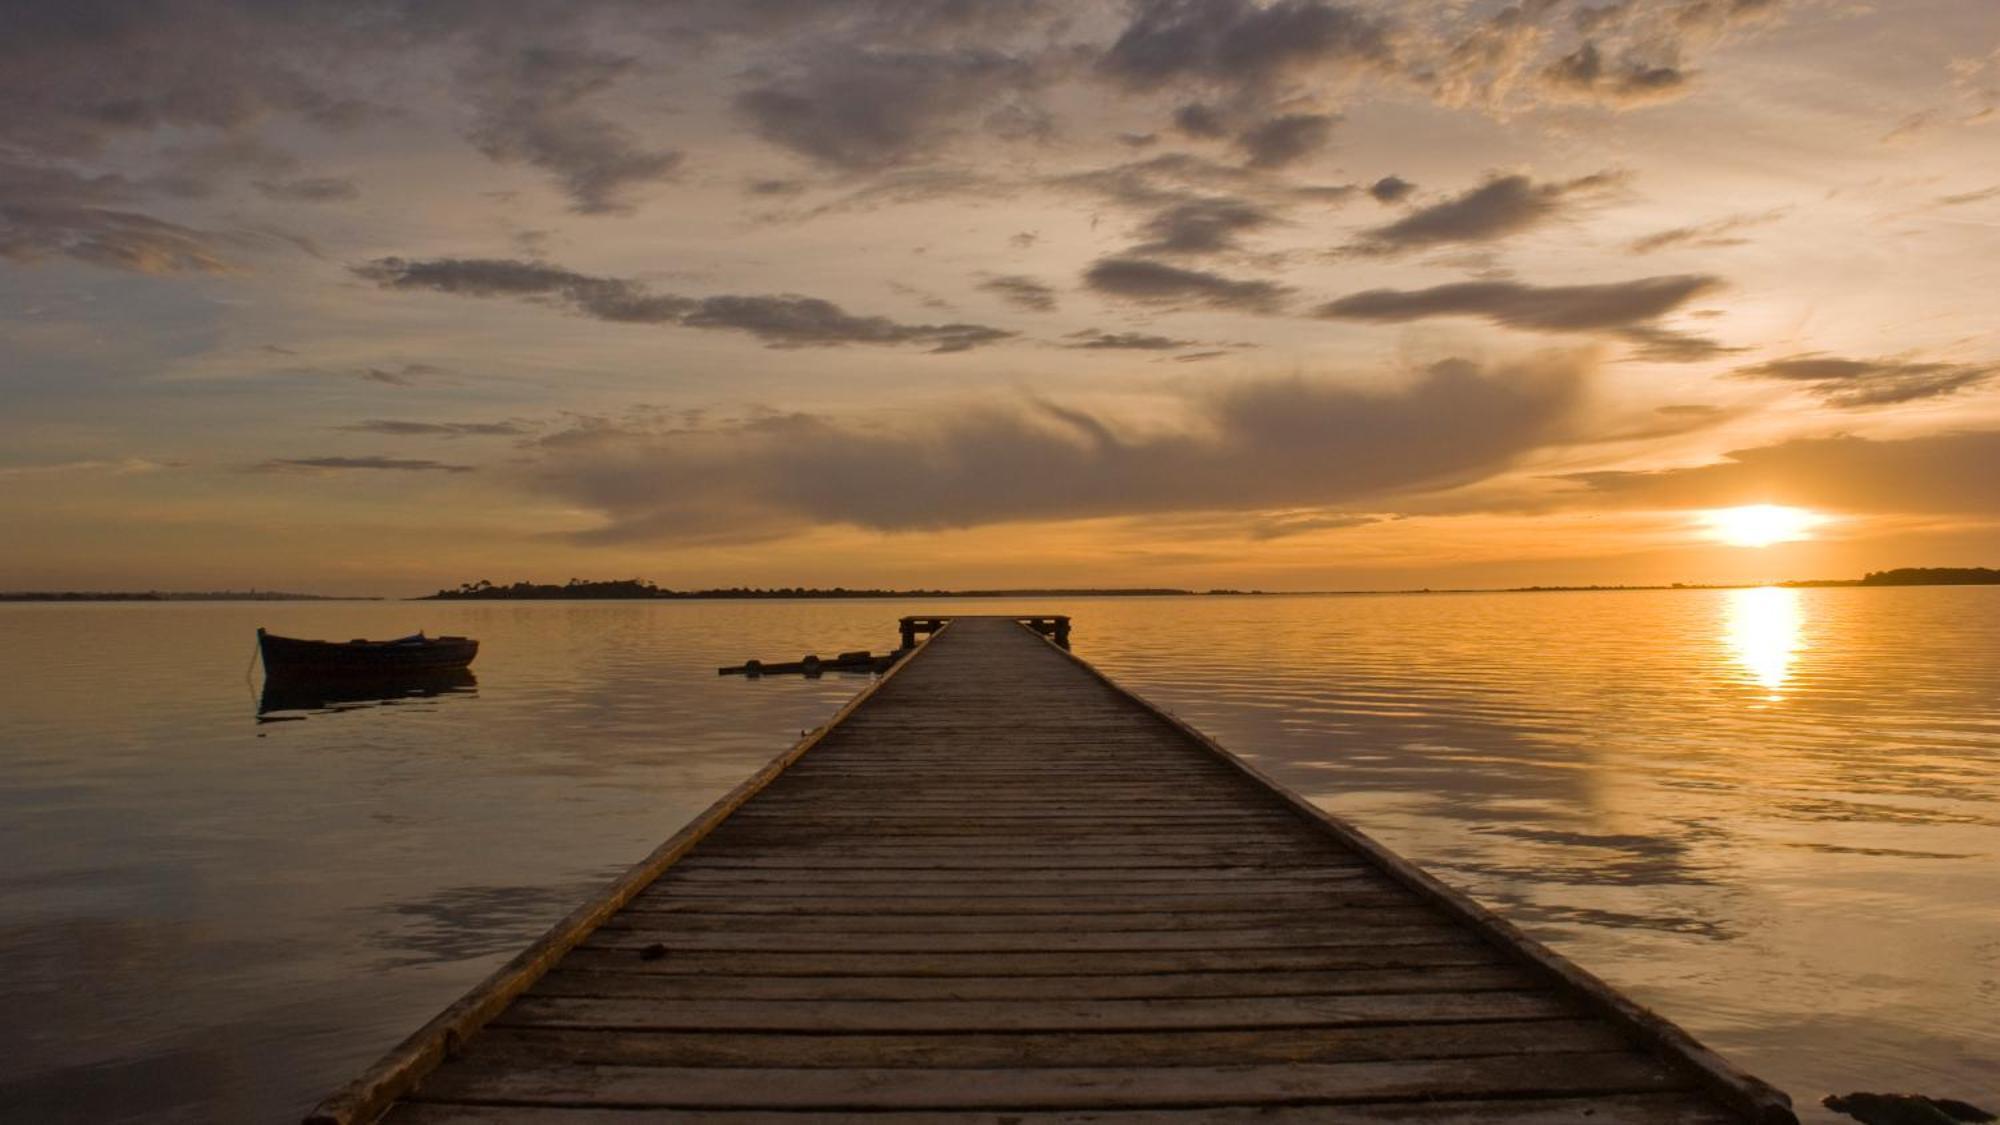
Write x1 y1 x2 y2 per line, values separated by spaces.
258 629 479 652
1018 620 1797 1125
299 622 949 1125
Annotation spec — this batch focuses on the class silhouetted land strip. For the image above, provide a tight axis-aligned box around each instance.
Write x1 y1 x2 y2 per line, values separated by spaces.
1857 567 2000 586
0 590 373 602
308 616 1794 1125
416 569 2000 602
423 578 1219 600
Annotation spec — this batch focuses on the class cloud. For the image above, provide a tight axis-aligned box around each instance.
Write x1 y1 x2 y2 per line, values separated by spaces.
1559 431 2000 515
1880 109 1940 145
1130 196 1279 255
1246 510 1381 539
1731 355 1997 408
1937 185 2000 206
1316 275 1724 354
1098 0 1396 97
0 160 236 274
1050 151 1357 218
1238 113 1338 168
1628 209 1783 254
337 420 530 437
0 4 368 163
1173 102 1231 138
1541 41 1689 106
467 48 683 215
0 457 181 480
1368 175 1414 203
356 363 448 387
979 274 1058 312
254 177 359 203
736 47 1046 169
1619 326 1744 363
256 457 475 474
520 353 1592 541
1084 257 1291 312
1344 172 1622 255
355 257 1014 352
1065 330 1197 350
0 201 234 274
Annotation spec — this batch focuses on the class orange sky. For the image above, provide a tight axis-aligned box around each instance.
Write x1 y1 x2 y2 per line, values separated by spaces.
3 1 1997 594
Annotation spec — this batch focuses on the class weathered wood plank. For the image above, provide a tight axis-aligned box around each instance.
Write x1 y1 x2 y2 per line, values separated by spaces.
495 991 1572 1033
453 1019 1627 1069
554 942 1505 978
638 873 1409 896
671 856 1365 872
526 964 1538 1001
409 1052 1686 1110
386 1092 1737 1125
596 907 1443 934
675 844 1358 864
600 894 1435 918
699 826 1331 842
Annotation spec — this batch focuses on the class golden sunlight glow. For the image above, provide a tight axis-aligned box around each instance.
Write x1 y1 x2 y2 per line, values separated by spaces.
1724 586 1805 700
1702 505 1826 548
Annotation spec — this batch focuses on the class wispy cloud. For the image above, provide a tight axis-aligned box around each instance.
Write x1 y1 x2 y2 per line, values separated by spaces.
1129 197 1281 256
1316 274 1725 357
253 176 358 203
336 420 530 437
1343 172 1623 256
1084 257 1291 312
466 47 682 215
1540 42 1689 106
1238 113 1339 169
254 456 475 474
1628 209 1784 254
356 257 1014 352
1064 330 1198 350
978 274 1058 312
1097 0 1396 101
1732 354 1996 407
0 458 181 480
736 47 1048 170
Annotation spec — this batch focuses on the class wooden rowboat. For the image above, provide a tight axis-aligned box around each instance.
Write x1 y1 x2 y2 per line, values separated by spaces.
256 627 478 677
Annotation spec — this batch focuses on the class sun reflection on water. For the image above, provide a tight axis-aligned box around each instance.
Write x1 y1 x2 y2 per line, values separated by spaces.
1724 585 1805 700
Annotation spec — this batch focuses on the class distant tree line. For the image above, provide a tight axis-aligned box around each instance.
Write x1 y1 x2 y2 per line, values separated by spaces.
1859 567 2000 586
0 590 360 601
424 578 1202 600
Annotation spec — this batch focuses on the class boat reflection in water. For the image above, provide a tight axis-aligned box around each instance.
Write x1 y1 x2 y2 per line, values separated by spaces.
258 668 478 720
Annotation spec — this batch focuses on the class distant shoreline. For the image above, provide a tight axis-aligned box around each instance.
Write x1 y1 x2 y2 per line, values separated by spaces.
5 567 1993 603
414 567 2000 600
0 592 380 602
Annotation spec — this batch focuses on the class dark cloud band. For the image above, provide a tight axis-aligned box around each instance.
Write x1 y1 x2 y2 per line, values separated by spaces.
521 354 1593 542
355 257 1014 352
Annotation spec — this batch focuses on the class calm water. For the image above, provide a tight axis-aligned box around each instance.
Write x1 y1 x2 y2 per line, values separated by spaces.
1 590 1995 1122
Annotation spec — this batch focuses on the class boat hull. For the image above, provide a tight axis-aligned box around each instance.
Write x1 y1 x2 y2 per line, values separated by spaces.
257 629 478 677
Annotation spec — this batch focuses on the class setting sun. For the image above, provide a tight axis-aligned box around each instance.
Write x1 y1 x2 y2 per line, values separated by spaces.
1702 505 1827 549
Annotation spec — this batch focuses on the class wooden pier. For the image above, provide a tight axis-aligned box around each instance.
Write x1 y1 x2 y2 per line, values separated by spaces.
309 616 1795 1125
